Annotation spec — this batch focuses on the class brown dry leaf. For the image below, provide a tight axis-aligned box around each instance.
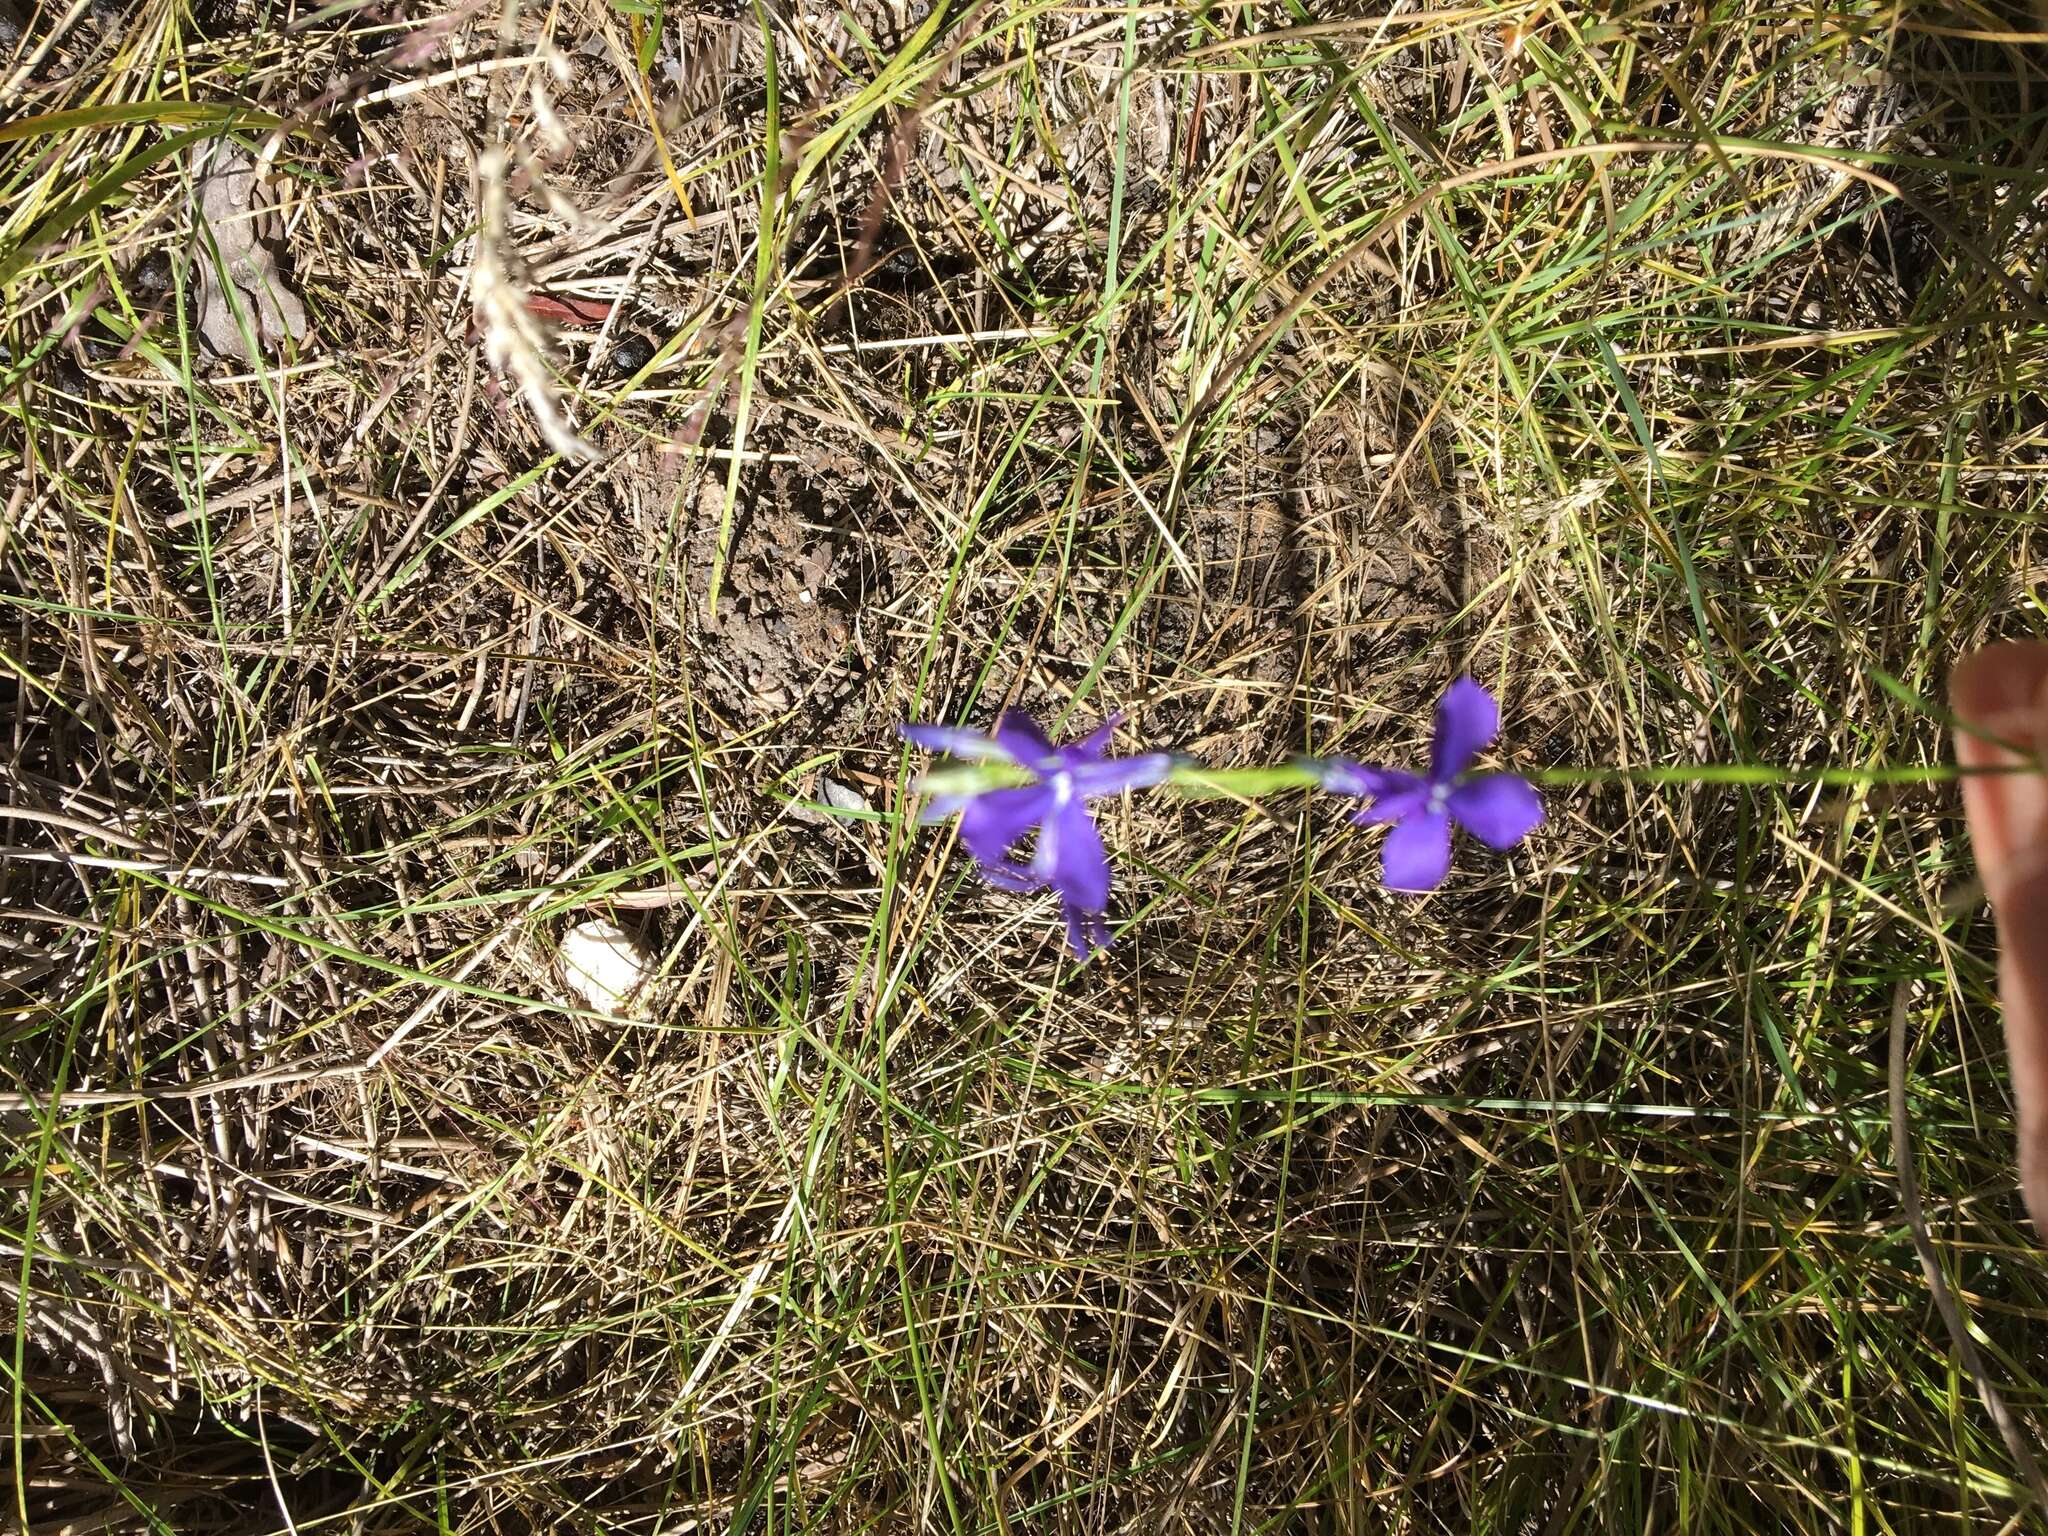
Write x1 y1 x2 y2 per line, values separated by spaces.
192 144 308 361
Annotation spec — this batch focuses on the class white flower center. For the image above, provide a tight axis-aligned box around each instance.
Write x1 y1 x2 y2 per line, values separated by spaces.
1426 782 1452 814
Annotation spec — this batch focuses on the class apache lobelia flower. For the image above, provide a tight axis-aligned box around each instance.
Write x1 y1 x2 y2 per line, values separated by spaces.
901 712 1172 957
1316 677 1543 892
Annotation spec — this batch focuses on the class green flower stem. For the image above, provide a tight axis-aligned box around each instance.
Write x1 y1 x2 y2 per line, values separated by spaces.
1161 763 1325 797
912 756 2036 807
1159 760 2032 797
1525 762 2032 787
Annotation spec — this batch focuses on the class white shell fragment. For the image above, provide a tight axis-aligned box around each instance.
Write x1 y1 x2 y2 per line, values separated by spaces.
558 919 653 1017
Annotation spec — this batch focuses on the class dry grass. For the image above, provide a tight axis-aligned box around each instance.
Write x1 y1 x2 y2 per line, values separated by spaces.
5 0 2048 1530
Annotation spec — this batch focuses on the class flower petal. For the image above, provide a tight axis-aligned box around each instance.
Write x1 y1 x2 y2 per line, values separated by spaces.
917 793 974 824
1349 776 1428 826
1066 714 1124 761
900 723 1003 760
1310 761 1392 798
1031 791 1111 912
1063 903 1111 958
1067 752 1173 799
958 786 1051 870
1380 807 1453 891
1447 774 1543 850
1431 677 1499 783
980 859 1043 893
993 711 1056 766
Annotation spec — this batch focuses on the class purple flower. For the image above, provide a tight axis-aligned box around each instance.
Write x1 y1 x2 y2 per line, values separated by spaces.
1317 677 1543 892
900 712 1172 957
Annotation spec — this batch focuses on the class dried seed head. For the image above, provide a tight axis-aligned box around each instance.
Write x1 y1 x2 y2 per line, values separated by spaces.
472 146 596 464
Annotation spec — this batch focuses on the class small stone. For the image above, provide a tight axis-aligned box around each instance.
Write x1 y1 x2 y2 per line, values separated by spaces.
819 777 867 812
557 919 653 1017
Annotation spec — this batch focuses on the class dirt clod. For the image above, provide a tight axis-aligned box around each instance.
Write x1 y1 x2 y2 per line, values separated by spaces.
687 462 875 726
